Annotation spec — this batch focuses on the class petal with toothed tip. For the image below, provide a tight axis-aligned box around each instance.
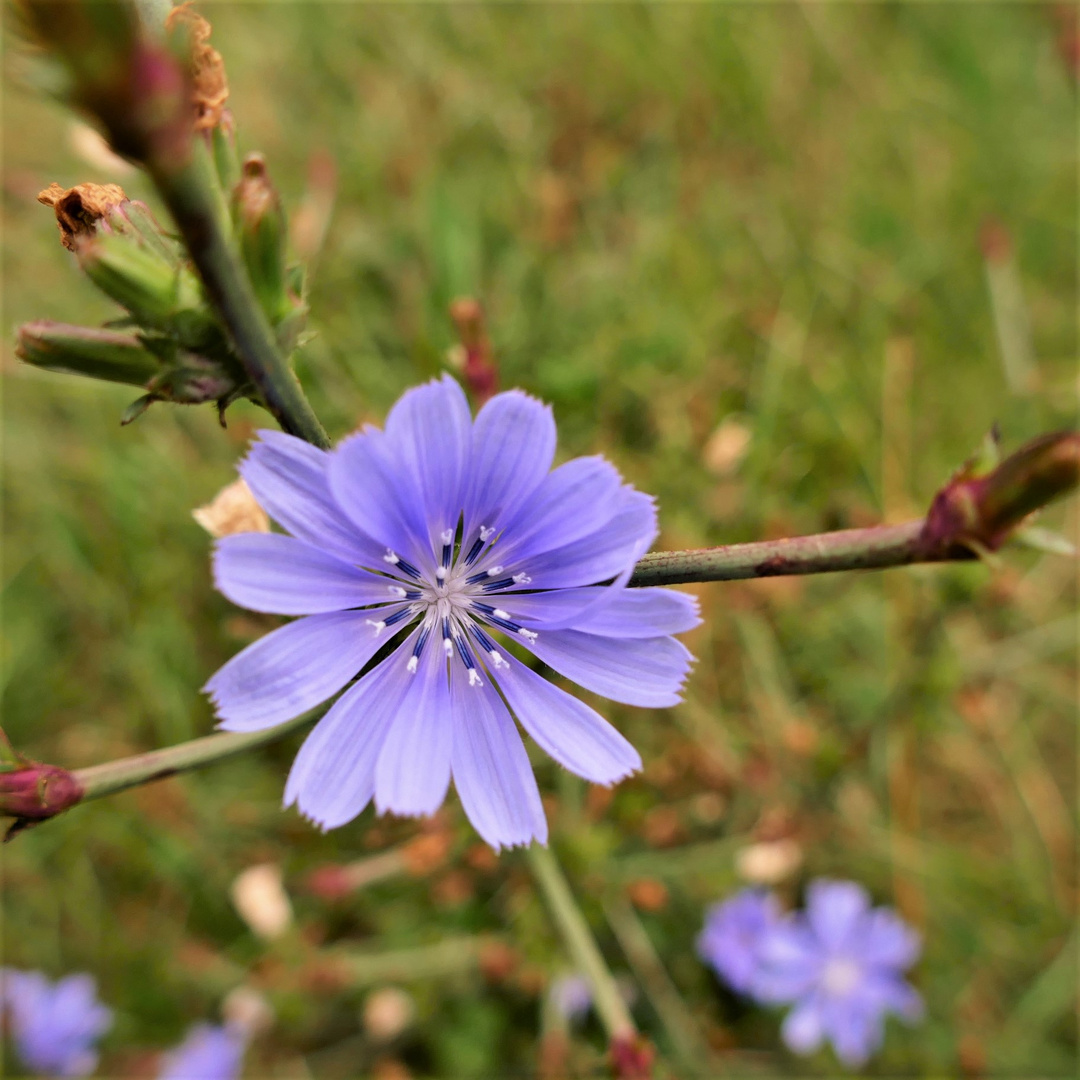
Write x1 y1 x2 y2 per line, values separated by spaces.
519 628 691 708
490 653 641 784
450 661 547 850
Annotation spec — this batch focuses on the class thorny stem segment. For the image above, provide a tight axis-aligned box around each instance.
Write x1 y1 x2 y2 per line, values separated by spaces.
630 521 926 587
526 844 637 1042
148 150 330 448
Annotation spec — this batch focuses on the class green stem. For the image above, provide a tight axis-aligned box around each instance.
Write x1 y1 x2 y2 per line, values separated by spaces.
147 147 330 449
526 844 636 1040
327 935 502 986
603 895 715 1072
629 520 928 587
73 711 318 802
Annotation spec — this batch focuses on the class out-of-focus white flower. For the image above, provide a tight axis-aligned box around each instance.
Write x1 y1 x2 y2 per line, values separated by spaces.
193 479 270 538
229 863 293 940
222 986 274 1038
702 417 751 476
362 987 415 1042
68 122 136 177
735 838 803 885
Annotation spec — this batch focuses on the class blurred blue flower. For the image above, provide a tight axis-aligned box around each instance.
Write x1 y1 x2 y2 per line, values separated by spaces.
205 376 697 849
755 880 923 1068
696 887 780 995
548 974 592 1024
0 969 112 1078
157 1023 247 1080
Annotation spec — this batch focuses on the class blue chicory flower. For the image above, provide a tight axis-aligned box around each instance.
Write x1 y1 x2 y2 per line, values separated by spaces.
0 969 113 1078
157 1022 248 1080
696 887 780 995
548 974 592 1024
754 880 923 1068
204 376 698 850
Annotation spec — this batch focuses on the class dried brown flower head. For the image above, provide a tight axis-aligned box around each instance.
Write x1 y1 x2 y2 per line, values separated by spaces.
37 181 128 251
165 3 229 131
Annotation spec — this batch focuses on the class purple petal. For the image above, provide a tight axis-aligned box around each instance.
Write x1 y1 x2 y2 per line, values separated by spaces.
463 390 556 535
858 908 922 971
490 654 641 784
384 376 472 548
495 456 625 562
697 889 780 995
450 664 547 850
521 629 691 708
780 995 826 1056
205 610 396 731
374 643 453 817
500 586 700 638
284 640 415 829
157 1023 247 1080
805 880 872 950
239 430 386 567
821 996 883 1068
754 920 823 1003
862 973 924 1023
549 975 592 1023
2 971 111 1078
213 534 395 615
506 492 656 590
328 428 436 572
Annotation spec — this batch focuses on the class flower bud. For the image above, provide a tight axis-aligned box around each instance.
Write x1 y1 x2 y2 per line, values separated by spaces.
921 430 1080 555
102 198 182 266
449 298 498 404
232 154 289 324
0 764 84 824
16 321 160 388
75 231 221 352
75 230 184 328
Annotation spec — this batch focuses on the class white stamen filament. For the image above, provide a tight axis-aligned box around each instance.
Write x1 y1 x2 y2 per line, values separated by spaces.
489 651 508 669
512 573 531 585
479 526 495 541
486 566 504 576
388 586 407 598
440 528 454 544
519 628 538 641
493 608 510 620
406 655 418 673
468 669 482 687
383 550 399 564
366 619 386 635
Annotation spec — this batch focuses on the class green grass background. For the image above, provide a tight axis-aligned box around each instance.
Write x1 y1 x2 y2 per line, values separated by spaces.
2 3 1077 1076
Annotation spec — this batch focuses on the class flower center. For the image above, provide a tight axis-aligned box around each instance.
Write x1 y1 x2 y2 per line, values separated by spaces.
821 958 861 997
371 522 538 687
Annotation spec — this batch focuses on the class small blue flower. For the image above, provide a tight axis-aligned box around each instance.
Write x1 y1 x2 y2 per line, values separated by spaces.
157 1023 248 1080
754 880 923 1068
696 887 780 995
205 377 698 850
0 969 113 1078
548 974 592 1024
